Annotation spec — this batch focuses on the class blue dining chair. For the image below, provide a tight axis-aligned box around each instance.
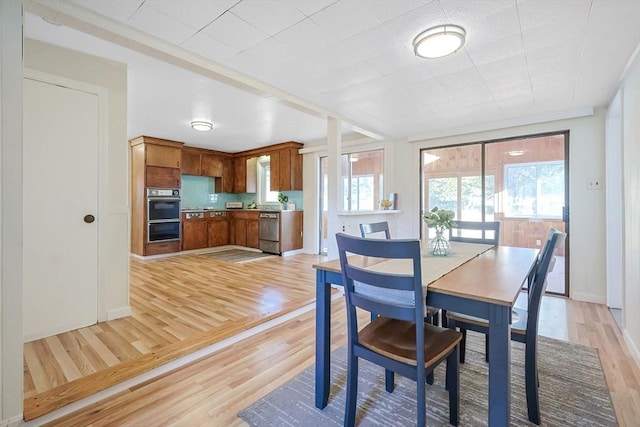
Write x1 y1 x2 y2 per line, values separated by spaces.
359 221 391 239
447 220 500 245
360 221 441 326
447 230 566 425
336 233 462 426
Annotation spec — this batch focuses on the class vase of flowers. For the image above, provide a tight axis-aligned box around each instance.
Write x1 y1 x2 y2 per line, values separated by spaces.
380 199 393 210
423 207 456 256
278 192 288 210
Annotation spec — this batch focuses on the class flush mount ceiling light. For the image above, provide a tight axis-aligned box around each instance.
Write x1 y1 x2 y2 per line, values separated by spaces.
190 120 213 131
413 25 466 59
508 150 525 156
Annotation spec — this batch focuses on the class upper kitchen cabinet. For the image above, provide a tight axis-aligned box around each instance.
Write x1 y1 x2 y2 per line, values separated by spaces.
233 156 247 193
201 154 223 177
130 136 183 189
270 142 303 191
222 157 234 193
181 150 201 175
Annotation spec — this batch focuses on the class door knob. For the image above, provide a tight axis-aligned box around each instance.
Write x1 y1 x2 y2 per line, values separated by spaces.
84 214 95 224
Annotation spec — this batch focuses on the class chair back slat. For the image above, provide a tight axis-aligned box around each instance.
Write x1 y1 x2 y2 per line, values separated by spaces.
447 220 500 245
359 221 391 239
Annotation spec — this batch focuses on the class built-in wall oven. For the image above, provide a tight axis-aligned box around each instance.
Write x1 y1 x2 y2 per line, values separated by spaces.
147 188 181 242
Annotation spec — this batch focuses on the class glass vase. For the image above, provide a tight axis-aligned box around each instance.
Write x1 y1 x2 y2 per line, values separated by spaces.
429 229 451 256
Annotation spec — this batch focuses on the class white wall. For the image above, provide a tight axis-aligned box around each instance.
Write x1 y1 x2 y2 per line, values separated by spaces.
620 48 640 363
24 39 130 319
303 111 608 307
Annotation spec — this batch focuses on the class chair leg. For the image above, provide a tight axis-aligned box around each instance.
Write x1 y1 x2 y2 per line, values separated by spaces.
459 329 467 364
344 351 359 427
385 369 395 392
417 368 426 427
446 347 460 426
426 371 434 385
525 342 541 424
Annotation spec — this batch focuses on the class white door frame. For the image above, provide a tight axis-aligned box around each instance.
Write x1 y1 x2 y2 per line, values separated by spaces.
24 68 109 324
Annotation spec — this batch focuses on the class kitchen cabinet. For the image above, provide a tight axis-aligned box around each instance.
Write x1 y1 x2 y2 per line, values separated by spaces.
230 211 260 249
280 210 303 252
130 136 184 256
182 212 208 250
181 151 201 175
201 154 223 177
222 157 234 193
233 156 247 193
269 146 302 191
207 214 230 247
146 166 181 188
146 143 181 168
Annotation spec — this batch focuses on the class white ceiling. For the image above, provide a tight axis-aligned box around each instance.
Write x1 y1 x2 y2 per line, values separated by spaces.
24 0 640 152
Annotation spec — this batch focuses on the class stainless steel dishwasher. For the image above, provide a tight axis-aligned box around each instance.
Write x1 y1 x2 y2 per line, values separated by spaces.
259 212 280 254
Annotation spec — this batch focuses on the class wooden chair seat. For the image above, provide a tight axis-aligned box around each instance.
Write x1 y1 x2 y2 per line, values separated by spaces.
360 317 462 367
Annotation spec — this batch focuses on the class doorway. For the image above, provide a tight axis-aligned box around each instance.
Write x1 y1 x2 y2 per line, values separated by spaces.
421 132 569 296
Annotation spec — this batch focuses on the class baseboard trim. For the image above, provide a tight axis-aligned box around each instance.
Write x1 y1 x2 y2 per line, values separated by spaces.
107 306 131 320
570 291 606 304
0 413 23 426
623 329 640 369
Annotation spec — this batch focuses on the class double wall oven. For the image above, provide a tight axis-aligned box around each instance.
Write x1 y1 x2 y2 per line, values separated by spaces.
147 188 181 243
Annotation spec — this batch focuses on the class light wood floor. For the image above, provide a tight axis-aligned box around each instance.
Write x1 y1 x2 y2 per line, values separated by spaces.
23 252 325 420
25 253 640 425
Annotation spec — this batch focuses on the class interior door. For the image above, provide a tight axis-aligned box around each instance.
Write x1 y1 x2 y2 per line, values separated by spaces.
23 77 99 341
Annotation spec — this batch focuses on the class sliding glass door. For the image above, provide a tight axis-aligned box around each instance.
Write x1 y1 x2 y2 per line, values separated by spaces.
421 132 569 296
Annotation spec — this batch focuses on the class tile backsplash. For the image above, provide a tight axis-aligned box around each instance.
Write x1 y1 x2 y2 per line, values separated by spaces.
181 175 303 210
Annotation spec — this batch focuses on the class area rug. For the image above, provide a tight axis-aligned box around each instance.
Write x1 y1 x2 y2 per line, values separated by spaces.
200 249 274 263
239 332 617 426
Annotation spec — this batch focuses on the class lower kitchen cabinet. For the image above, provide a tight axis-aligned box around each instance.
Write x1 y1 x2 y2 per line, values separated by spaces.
182 213 208 250
230 211 260 249
207 217 230 247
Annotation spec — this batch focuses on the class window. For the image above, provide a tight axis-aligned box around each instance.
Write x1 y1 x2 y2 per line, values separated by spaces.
427 174 495 221
257 156 278 204
504 161 563 218
342 149 384 211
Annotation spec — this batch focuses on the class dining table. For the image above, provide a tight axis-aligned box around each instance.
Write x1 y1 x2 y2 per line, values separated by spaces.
312 241 538 426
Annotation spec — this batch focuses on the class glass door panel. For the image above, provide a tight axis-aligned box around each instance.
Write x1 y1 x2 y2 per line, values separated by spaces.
421 133 568 296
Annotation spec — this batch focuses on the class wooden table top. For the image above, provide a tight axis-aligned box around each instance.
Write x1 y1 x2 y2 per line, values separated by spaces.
313 244 537 307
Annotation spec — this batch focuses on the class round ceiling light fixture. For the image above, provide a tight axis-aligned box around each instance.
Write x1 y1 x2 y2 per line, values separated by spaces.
190 120 213 131
413 25 466 59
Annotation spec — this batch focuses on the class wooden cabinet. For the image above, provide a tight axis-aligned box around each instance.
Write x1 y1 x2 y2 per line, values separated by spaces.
222 157 234 193
201 154 223 177
182 213 208 250
233 156 247 193
146 166 181 188
280 210 303 253
181 151 201 175
270 146 302 191
229 211 260 249
146 143 181 168
130 136 184 256
207 216 230 247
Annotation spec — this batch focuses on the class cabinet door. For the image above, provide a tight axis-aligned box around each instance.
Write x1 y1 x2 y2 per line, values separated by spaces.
247 219 260 249
231 218 247 247
182 220 208 250
278 149 292 191
181 151 201 175
207 219 230 247
269 151 280 190
233 156 247 193
290 148 303 190
202 154 223 177
222 158 234 193
146 144 181 168
146 166 181 188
